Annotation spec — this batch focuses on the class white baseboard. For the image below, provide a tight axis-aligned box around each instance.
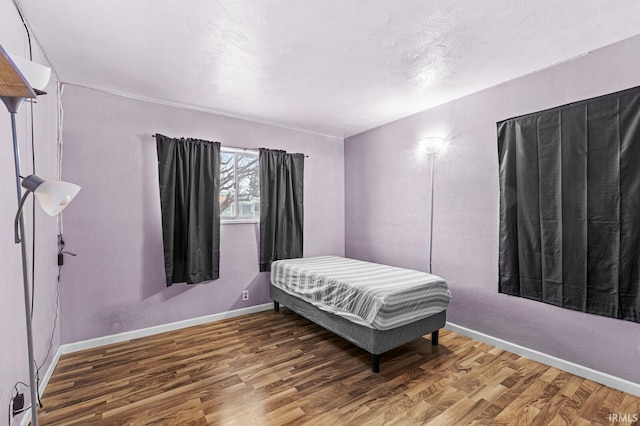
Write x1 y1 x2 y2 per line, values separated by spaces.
19 346 63 426
38 346 62 396
446 322 640 398
61 303 273 354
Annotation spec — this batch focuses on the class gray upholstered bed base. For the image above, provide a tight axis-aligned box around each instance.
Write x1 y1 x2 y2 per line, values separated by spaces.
270 284 446 373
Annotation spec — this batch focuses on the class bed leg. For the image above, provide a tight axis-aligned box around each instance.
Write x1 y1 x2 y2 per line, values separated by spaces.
431 330 439 346
371 354 380 373
274 301 280 313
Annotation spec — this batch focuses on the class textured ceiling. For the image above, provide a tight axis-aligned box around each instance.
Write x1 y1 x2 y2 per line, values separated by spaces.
16 0 640 137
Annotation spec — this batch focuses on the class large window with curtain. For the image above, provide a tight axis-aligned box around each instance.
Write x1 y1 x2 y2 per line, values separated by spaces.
498 86 640 323
156 139 303 280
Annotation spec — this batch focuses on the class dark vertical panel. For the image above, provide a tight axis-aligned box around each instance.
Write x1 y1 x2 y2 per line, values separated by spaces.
619 92 640 322
157 135 180 283
560 107 588 311
515 117 543 300
156 135 220 285
537 112 563 306
188 141 221 283
498 121 520 295
259 149 304 272
498 85 640 324
586 99 620 317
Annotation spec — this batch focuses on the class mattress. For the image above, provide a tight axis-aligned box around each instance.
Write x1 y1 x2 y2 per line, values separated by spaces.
271 256 451 330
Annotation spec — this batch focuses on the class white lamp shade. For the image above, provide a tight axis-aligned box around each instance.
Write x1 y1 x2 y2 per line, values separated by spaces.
32 180 81 216
7 52 52 92
420 137 446 155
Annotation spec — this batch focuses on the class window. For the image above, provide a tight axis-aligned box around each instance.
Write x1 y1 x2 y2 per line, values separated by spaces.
220 148 260 222
497 85 640 323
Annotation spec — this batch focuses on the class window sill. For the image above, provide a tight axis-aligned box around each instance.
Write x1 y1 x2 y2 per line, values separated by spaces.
221 219 259 225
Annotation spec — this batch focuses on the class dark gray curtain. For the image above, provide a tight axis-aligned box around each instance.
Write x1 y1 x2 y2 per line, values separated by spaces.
259 148 304 272
156 134 220 286
498 86 640 323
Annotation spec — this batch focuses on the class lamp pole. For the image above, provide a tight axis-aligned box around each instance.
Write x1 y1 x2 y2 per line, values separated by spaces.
2 45 64 426
420 136 444 275
428 151 435 274
7 99 40 426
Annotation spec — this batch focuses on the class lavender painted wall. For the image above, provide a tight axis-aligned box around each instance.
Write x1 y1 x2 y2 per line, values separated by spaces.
1 4 63 424
345 35 640 383
59 85 345 344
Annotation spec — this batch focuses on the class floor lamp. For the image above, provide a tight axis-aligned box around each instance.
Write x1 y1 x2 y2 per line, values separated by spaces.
0 44 80 426
421 137 445 274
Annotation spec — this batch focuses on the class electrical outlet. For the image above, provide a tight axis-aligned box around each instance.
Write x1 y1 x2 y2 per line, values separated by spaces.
12 393 24 417
242 290 249 301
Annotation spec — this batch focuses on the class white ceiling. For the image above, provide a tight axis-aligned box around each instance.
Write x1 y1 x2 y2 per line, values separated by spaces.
17 0 640 138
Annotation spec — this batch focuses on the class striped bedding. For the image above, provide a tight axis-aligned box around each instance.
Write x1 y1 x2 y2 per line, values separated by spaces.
271 256 451 330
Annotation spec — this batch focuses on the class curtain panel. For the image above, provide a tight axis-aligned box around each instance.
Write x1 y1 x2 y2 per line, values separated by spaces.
498 86 640 323
259 148 304 272
156 134 221 286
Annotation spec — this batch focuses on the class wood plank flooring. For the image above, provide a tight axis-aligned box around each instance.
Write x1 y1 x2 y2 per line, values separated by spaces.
37 309 640 425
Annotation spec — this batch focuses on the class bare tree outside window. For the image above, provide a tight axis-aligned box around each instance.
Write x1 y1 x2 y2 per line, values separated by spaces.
220 150 259 220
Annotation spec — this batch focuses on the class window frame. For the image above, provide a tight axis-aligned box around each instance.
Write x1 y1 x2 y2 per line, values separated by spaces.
220 147 260 224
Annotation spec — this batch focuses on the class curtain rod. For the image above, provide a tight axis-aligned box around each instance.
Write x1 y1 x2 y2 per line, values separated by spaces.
152 134 308 157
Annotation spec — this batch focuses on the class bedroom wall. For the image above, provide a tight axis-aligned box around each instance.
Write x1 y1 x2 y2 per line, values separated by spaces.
59 85 345 343
0 2 62 424
345 34 640 383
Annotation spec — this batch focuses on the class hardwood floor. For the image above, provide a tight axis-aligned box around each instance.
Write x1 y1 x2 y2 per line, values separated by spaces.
37 309 640 425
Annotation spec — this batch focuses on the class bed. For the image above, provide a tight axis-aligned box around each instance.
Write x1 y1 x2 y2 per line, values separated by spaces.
269 256 451 372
